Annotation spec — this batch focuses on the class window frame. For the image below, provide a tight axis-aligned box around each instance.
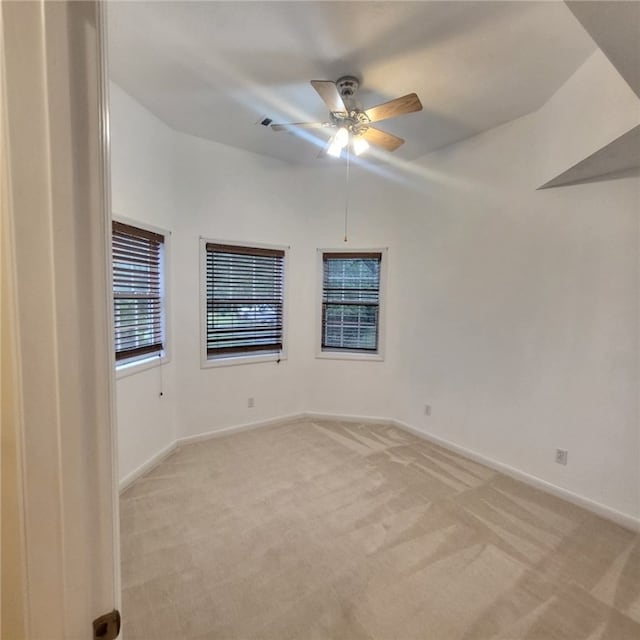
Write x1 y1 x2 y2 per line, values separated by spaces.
112 215 171 379
316 247 387 362
200 237 289 368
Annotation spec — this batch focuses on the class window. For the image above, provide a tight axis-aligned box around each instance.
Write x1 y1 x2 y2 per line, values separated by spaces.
320 251 384 357
204 242 285 364
112 221 166 366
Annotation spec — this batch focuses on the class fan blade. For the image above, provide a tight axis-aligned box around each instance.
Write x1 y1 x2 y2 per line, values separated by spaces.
271 122 328 132
311 80 346 113
365 93 422 123
362 127 405 151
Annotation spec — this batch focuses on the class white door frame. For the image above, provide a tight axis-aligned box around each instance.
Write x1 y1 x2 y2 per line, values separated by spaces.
1 1 120 637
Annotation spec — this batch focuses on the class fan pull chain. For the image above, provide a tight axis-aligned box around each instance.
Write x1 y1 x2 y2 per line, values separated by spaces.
344 143 350 243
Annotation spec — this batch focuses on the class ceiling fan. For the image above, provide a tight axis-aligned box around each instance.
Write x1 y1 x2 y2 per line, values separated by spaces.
271 76 423 158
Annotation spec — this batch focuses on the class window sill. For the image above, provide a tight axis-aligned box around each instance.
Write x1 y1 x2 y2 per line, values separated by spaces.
201 352 287 369
116 354 169 379
315 351 384 362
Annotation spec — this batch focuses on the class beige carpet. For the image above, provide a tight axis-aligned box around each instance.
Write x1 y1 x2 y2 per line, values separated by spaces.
120 419 640 639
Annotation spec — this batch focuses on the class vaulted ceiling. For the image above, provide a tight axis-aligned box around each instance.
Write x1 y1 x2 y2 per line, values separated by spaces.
108 1 596 164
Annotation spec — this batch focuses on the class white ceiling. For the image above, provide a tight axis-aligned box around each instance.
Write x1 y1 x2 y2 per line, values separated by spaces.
108 1 596 164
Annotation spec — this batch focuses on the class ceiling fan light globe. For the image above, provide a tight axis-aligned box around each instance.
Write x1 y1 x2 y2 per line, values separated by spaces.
353 137 370 156
327 140 342 158
334 127 349 148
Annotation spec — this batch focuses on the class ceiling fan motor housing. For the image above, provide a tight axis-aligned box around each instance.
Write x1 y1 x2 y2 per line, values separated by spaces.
336 75 360 99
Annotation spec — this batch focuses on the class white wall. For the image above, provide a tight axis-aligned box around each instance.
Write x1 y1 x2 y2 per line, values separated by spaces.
388 54 639 519
170 134 310 436
394 120 639 520
169 139 408 433
110 46 639 522
110 82 178 482
295 163 407 419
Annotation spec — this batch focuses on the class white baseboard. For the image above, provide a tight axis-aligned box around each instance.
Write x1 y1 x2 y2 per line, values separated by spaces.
303 411 394 426
391 419 640 533
119 440 178 493
118 410 639 531
175 412 307 447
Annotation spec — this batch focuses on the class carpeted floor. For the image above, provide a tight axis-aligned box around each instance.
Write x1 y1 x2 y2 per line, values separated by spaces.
120 419 640 639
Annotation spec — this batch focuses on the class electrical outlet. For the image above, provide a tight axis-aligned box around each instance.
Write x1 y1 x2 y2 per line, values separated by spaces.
424 404 431 416
555 448 568 465
247 397 255 408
